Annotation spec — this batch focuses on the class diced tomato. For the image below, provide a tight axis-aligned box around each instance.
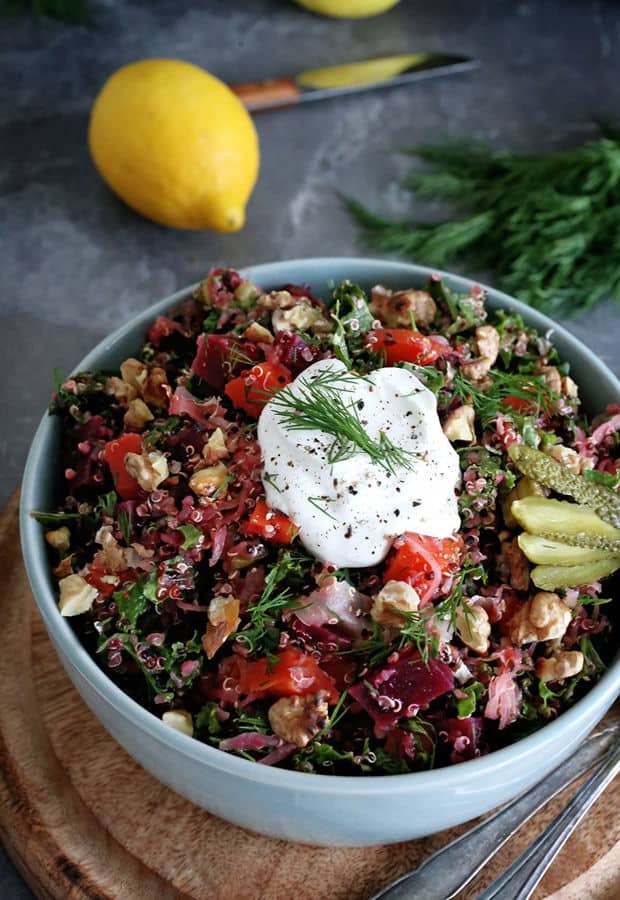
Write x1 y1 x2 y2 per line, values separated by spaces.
101 433 143 499
236 647 338 701
225 362 293 418
365 329 448 366
501 395 535 413
83 564 120 598
383 532 463 605
242 500 299 545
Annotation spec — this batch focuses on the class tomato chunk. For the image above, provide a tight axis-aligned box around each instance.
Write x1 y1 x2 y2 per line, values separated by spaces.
236 647 338 701
225 362 293 418
242 500 299 545
383 532 463 605
101 433 143 499
501 394 541 415
83 563 120 598
365 328 448 366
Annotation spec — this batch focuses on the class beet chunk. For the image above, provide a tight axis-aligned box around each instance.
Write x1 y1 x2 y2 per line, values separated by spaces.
438 717 485 763
191 334 260 391
349 649 454 735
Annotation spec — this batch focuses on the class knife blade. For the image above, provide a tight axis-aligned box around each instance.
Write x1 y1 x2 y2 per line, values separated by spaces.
230 53 478 112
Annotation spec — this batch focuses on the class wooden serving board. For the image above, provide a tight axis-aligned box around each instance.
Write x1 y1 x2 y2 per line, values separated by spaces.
0 491 618 900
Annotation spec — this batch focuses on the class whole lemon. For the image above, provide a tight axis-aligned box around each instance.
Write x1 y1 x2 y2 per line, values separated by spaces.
88 59 259 232
293 0 400 17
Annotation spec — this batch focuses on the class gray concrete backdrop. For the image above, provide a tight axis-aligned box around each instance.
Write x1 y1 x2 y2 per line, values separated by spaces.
1 0 619 895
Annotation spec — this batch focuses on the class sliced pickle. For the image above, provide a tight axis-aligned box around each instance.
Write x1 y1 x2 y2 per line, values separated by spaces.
531 557 620 591
517 533 616 565
511 496 620 540
540 530 620 554
501 476 545 529
508 445 620 529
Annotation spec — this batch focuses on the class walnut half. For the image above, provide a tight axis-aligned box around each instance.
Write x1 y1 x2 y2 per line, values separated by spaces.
536 651 584 683
509 591 572 645
268 691 330 748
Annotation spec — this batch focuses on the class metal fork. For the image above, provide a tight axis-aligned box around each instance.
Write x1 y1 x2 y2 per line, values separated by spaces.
478 738 620 900
372 721 618 900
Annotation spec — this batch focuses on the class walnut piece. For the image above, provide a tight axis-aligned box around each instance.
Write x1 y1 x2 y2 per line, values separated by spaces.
371 580 420 628
561 375 579 398
119 357 168 407
538 365 562 394
509 591 572 645
162 710 194 737
242 322 274 344
272 304 332 335
443 405 476 443
45 526 71 553
189 462 229 497
105 375 137 406
455 603 491 655
124 451 169 492
203 427 230 463
547 443 593 475
256 290 297 312
370 285 437 328
536 650 584 683
202 595 241 659
268 691 330 748
58 574 98 617
474 325 500 366
461 325 500 381
94 525 127 573
123 398 154 431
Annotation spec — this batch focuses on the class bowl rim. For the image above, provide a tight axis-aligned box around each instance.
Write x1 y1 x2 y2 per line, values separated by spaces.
20 256 620 795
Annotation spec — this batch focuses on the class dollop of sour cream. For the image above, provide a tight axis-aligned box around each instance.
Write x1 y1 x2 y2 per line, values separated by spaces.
257 359 460 567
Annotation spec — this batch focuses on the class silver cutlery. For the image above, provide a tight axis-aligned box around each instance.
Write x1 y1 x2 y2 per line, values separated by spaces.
478 737 620 900
372 721 618 900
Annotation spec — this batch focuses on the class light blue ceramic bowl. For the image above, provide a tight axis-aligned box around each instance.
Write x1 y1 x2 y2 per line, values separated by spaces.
20 259 620 846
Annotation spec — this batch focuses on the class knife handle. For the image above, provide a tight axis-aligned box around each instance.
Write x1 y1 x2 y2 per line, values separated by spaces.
230 78 301 112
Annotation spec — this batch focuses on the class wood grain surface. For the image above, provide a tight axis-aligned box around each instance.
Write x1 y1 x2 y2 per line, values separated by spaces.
0 490 618 900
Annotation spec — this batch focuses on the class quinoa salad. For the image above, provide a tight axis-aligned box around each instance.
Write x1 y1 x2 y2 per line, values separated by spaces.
36 268 619 774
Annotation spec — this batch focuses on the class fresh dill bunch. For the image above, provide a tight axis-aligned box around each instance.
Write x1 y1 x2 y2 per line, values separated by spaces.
270 365 416 475
344 133 620 316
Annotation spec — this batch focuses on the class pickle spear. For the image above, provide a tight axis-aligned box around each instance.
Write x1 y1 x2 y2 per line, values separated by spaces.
508 445 620 528
511 496 620 540
517 533 618 565
531 557 620 590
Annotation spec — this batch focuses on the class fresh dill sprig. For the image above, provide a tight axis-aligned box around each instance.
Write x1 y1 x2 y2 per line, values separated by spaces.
212 473 234 500
117 508 132 545
263 471 281 493
344 133 620 316
397 610 439 664
341 620 393 667
407 715 437 768
308 495 337 521
452 370 556 427
270 365 415 475
435 559 486 627
235 549 304 655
